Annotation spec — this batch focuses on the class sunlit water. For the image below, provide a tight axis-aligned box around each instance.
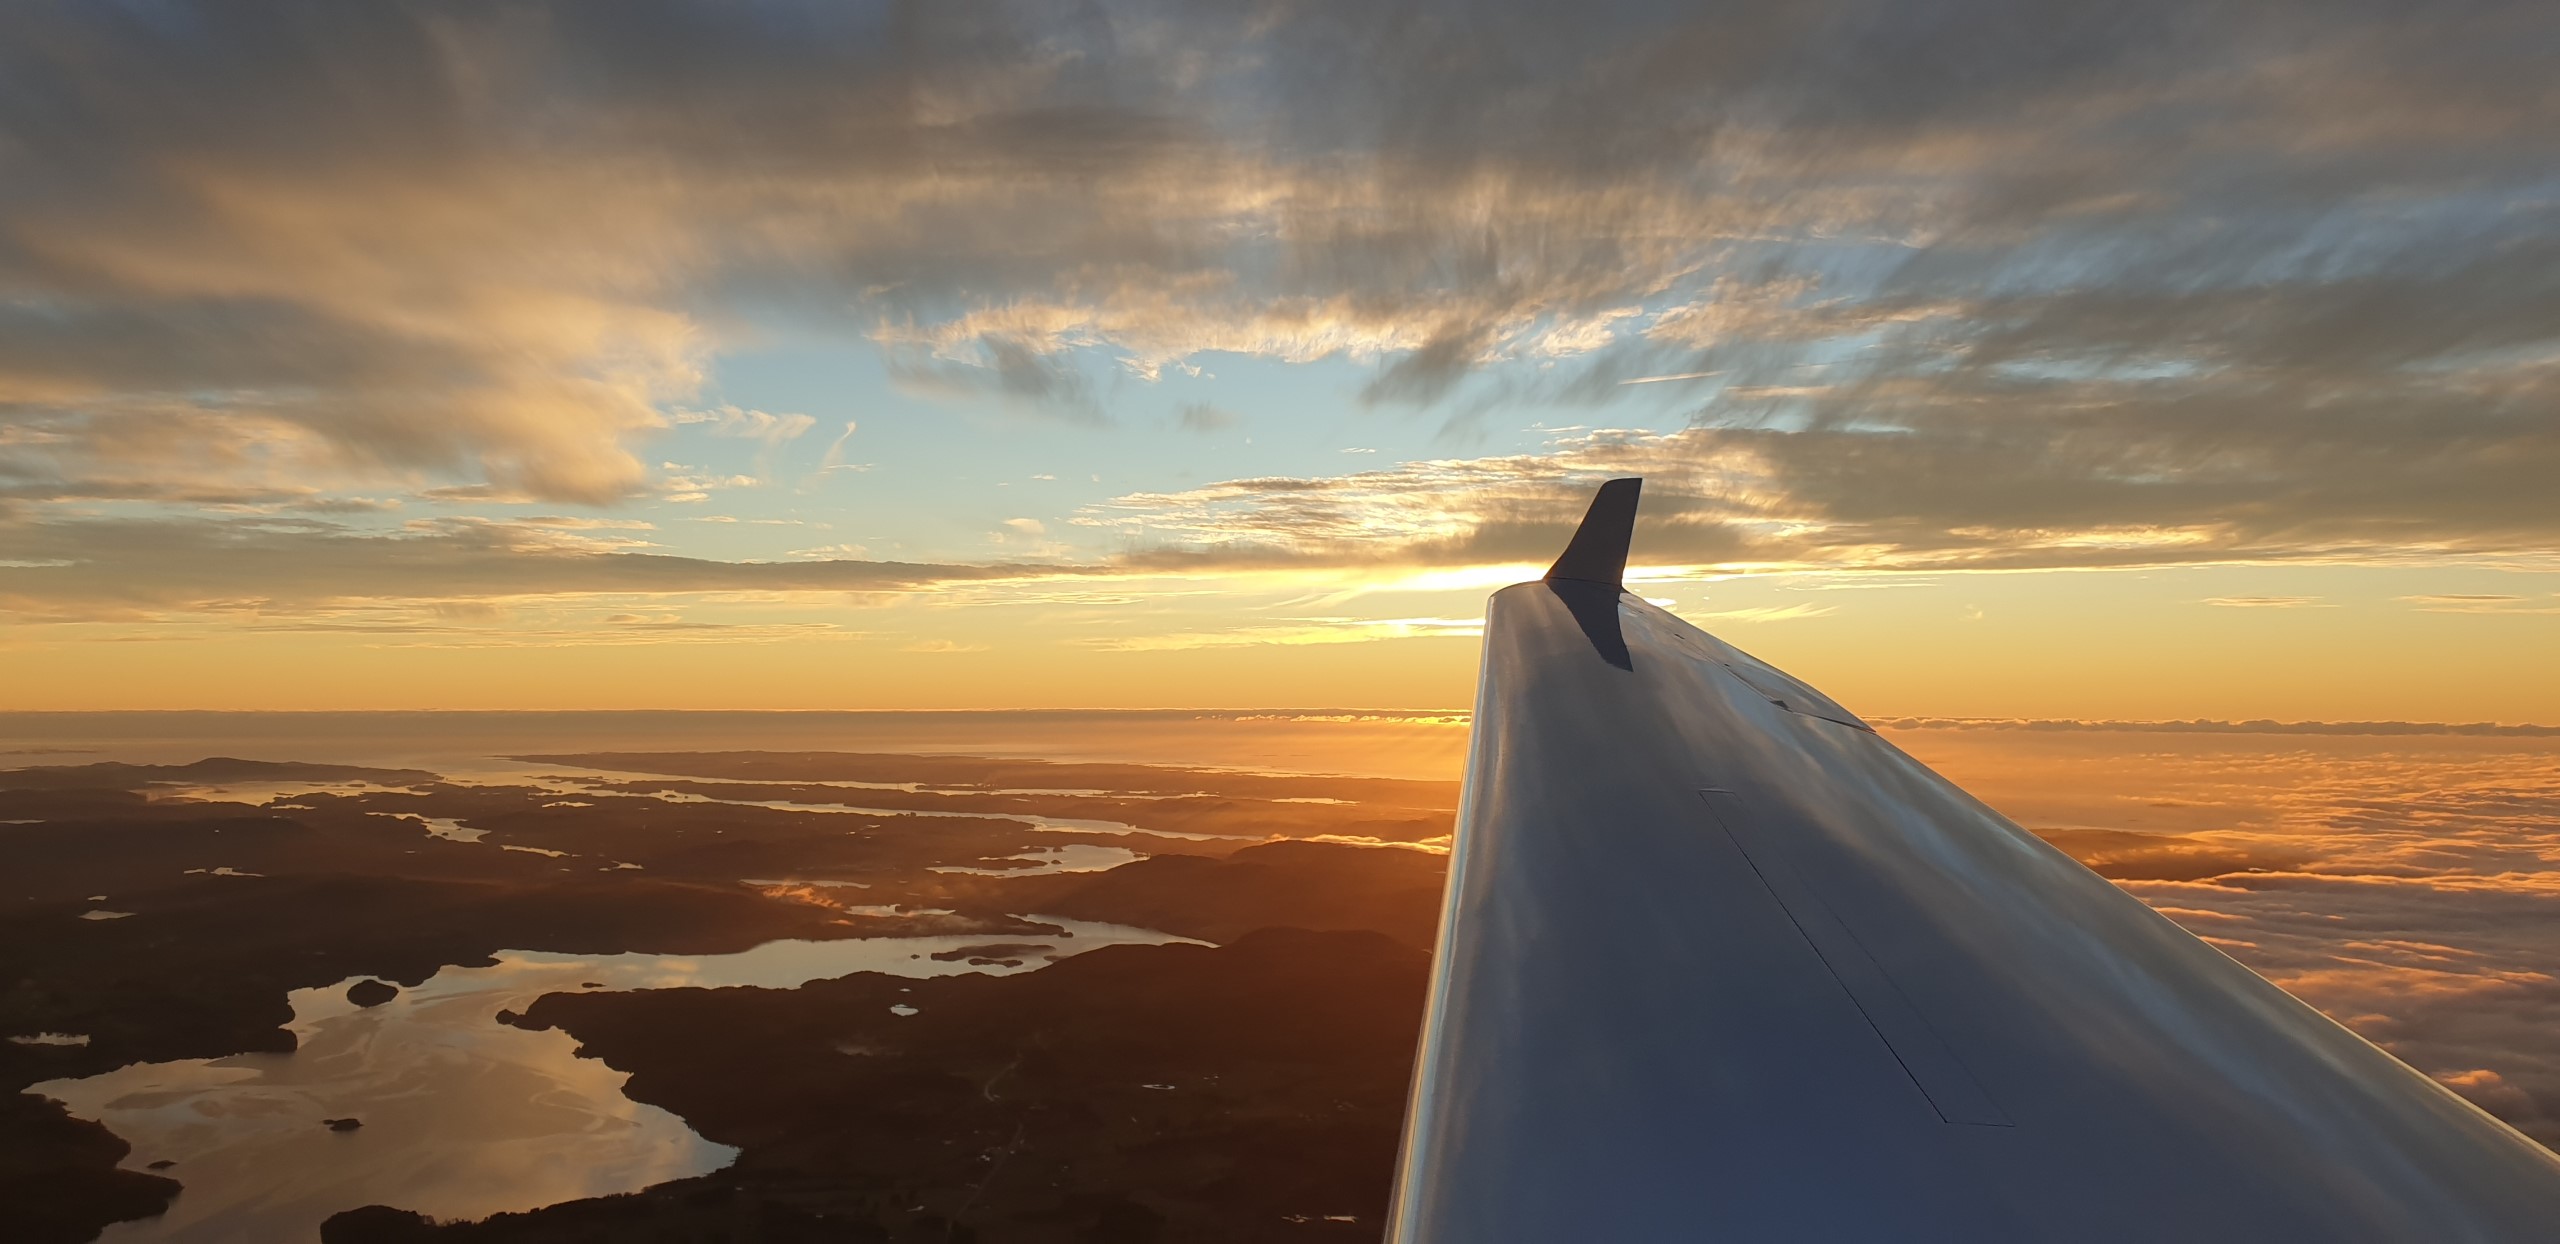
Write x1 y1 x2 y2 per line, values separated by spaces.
930 843 1144 875
35 918 1192 1243
614 782 1244 841
160 767 1256 847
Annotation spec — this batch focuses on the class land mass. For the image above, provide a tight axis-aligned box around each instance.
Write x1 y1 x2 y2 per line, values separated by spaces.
332 928 1428 1243
1 752 1459 1243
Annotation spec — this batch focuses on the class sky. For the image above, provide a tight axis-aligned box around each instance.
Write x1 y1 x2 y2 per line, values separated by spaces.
2 0 2556 716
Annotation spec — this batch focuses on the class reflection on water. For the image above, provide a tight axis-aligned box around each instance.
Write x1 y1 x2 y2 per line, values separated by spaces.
359 812 489 844
154 779 430 808
930 843 1144 876
169 765 1255 848
417 817 486 843
35 918 1190 1244
615 782 1223 839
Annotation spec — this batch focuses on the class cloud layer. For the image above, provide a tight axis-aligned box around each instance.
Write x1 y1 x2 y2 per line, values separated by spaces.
1897 724 2560 1145
3 0 2554 571
0 511 1037 624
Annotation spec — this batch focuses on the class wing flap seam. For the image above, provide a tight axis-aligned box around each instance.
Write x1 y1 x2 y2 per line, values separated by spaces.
1700 788 2012 1128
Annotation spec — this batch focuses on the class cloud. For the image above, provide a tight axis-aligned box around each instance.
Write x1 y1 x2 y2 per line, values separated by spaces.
0 0 2549 535
273 615 857 650
2400 594 2560 614
2203 596 2334 608
1360 319 1505 406
672 406 817 446
1074 396 2560 575
1176 404 1240 433
2128 872 2560 1145
2035 827 2315 883
817 421 861 470
1895 726 2560 1144
0 513 1053 621
1088 616 1485 651
1696 603 1837 623
883 332 1103 419
655 470 760 504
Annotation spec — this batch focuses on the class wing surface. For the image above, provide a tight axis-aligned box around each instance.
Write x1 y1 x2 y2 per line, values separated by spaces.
1388 478 2560 1242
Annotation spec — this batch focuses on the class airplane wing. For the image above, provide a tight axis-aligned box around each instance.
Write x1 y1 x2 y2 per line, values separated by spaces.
1387 477 2560 1241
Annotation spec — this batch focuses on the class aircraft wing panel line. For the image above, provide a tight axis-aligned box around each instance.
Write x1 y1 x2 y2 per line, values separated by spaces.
1701 787 2012 1128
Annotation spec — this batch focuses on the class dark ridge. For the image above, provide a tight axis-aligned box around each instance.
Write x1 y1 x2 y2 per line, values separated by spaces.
0 758 439 793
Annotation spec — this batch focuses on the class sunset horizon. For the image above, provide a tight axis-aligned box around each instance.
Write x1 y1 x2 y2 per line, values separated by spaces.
4 3 2555 1241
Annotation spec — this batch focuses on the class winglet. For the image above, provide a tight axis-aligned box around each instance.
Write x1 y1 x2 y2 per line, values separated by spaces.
1544 477 1642 588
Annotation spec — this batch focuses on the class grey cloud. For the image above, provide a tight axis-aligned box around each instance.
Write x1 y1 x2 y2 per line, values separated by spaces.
1360 320 1501 407
885 335 1103 421
0 513 1056 619
0 298 457 394
2034 827 2314 883
4 0 2558 541
1084 385 2560 574
1175 403 1240 433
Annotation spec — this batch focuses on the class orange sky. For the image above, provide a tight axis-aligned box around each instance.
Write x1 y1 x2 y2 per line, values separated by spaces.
5 558 2554 721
